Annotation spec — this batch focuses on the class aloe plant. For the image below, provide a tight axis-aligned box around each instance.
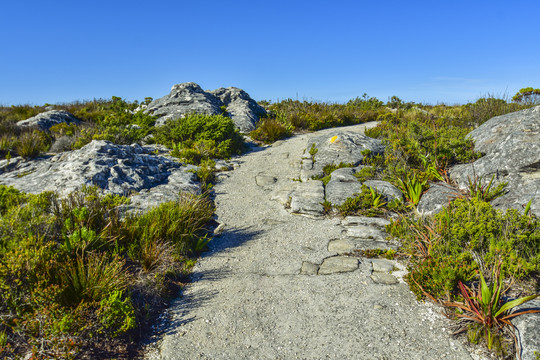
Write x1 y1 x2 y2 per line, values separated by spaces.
395 172 428 206
443 260 540 353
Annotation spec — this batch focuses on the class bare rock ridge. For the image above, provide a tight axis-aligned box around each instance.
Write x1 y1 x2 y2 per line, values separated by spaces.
145 82 267 132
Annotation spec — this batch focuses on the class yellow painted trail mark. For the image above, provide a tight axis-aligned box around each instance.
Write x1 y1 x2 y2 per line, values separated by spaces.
330 136 338 143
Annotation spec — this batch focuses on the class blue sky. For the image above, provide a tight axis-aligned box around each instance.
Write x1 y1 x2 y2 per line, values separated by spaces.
1 0 539 105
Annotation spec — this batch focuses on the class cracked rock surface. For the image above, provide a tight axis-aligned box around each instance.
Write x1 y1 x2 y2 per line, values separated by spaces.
146 123 475 360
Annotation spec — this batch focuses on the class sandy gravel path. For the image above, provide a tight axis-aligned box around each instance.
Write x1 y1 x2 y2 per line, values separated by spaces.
147 123 474 360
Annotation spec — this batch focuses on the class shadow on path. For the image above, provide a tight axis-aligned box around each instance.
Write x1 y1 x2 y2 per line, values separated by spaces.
206 227 264 255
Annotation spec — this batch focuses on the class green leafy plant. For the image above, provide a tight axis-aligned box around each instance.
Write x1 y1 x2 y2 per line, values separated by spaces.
443 261 540 354
395 172 428 206
61 252 129 304
15 130 49 158
337 185 402 217
465 174 507 202
308 143 318 161
97 290 136 337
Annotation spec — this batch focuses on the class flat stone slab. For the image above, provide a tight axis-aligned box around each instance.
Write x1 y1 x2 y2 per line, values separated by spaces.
325 177 363 205
289 180 325 217
318 256 359 275
370 272 398 285
371 259 394 273
328 238 398 254
306 131 385 178
255 174 277 186
300 261 319 275
343 225 387 240
341 216 391 229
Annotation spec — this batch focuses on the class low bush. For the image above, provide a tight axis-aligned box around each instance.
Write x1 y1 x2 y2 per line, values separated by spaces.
154 114 244 164
250 118 291 143
267 99 385 131
337 185 405 217
389 198 540 302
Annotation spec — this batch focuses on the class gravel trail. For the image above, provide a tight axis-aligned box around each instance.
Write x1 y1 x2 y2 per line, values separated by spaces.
147 123 474 360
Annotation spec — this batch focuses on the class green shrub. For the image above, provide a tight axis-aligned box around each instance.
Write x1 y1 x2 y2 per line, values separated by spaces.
15 130 50 158
154 114 244 164
391 198 540 300
354 166 376 182
60 252 129 305
124 192 214 256
97 290 136 337
512 87 540 105
0 185 214 357
267 99 383 131
0 185 25 215
250 119 291 143
337 185 404 216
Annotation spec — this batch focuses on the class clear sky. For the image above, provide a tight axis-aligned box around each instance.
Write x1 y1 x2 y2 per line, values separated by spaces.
1 0 539 106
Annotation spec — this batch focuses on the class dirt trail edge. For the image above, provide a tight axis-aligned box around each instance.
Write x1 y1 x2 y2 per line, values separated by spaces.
146 123 474 360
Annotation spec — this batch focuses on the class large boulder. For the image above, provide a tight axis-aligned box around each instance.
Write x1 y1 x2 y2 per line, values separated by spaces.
0 140 200 204
450 105 540 215
209 87 267 132
16 110 80 131
145 82 266 132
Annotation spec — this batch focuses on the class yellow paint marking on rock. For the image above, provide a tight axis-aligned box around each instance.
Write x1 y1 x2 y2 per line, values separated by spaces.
330 136 338 143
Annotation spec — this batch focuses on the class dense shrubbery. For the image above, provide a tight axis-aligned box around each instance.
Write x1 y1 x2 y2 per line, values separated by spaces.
0 185 213 358
265 98 386 131
153 114 244 164
388 197 540 303
250 118 291 143
0 97 156 159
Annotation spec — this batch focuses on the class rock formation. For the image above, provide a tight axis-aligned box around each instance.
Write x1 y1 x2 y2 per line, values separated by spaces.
0 140 200 212
145 82 266 132
16 110 80 131
450 105 540 215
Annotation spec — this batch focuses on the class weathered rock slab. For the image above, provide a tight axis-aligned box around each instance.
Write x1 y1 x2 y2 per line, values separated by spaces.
341 216 390 229
363 180 403 202
16 110 80 131
318 256 359 275
371 259 394 273
209 87 267 132
513 300 540 360
328 238 398 253
0 140 200 201
370 272 398 285
289 180 325 217
417 183 459 216
255 174 277 186
305 131 385 177
450 105 540 215
300 261 319 275
342 225 387 240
